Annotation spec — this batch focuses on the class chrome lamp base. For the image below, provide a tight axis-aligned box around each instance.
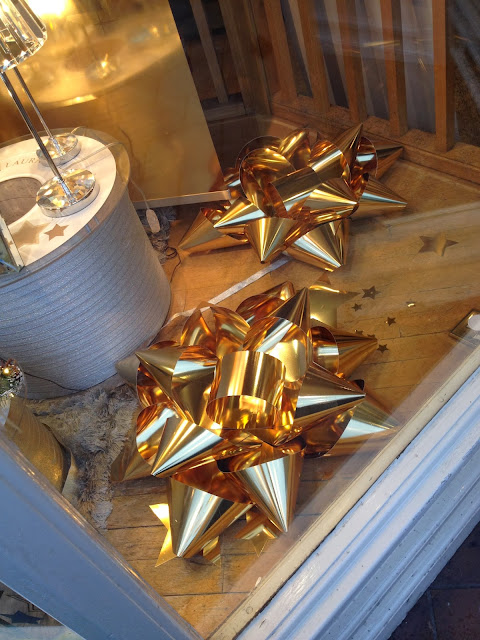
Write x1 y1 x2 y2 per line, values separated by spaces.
37 133 81 166
37 168 99 217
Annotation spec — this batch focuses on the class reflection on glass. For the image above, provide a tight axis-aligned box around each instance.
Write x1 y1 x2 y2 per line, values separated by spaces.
0 582 82 638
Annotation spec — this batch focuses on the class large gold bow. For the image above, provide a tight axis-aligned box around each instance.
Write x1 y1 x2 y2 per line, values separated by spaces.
118 279 397 564
179 125 406 270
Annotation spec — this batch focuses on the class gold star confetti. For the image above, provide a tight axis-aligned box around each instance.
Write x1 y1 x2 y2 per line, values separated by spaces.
418 233 458 257
352 303 362 312
45 224 67 240
406 301 416 307
386 317 396 326
11 220 49 249
377 344 389 353
316 271 332 285
362 286 380 299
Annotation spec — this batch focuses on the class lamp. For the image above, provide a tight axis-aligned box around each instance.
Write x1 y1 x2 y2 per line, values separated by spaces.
0 0 98 216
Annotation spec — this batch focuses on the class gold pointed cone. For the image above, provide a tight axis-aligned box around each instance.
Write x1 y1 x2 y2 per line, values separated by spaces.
136 403 178 462
375 143 403 178
333 328 378 376
277 128 311 169
167 478 250 557
334 123 363 170
211 305 251 357
227 449 304 532
151 415 240 477
340 391 398 440
303 385 399 457
213 197 266 232
136 344 182 399
355 177 407 219
301 178 357 225
309 282 359 327
293 362 365 431
286 220 348 271
179 210 247 254
270 287 311 334
181 309 216 352
111 430 152 481
245 217 301 263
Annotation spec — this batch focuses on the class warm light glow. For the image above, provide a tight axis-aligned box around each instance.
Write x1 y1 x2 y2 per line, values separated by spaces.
27 0 68 17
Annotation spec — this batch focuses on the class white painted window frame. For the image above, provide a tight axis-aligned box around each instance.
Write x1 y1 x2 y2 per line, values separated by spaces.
1 363 479 639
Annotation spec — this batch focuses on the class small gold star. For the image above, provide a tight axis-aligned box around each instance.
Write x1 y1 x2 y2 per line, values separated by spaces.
355 329 364 335
316 271 332 285
362 286 380 299
11 220 49 248
352 303 362 311
45 224 67 240
406 301 416 307
377 344 389 353
386 317 396 325
418 233 458 257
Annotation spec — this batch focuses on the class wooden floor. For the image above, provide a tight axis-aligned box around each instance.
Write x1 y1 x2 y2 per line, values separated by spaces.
105 154 480 638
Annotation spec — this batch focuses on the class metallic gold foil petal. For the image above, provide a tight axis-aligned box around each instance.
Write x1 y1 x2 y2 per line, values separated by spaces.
235 136 281 169
265 166 324 218
211 306 251 358
309 139 350 182
240 148 295 214
236 281 296 325
235 510 281 555
277 128 312 169
244 316 311 384
136 345 217 425
181 309 217 352
207 350 285 431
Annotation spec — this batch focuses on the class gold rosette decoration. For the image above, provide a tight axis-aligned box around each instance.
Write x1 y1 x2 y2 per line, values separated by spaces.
179 125 406 270
117 278 398 565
